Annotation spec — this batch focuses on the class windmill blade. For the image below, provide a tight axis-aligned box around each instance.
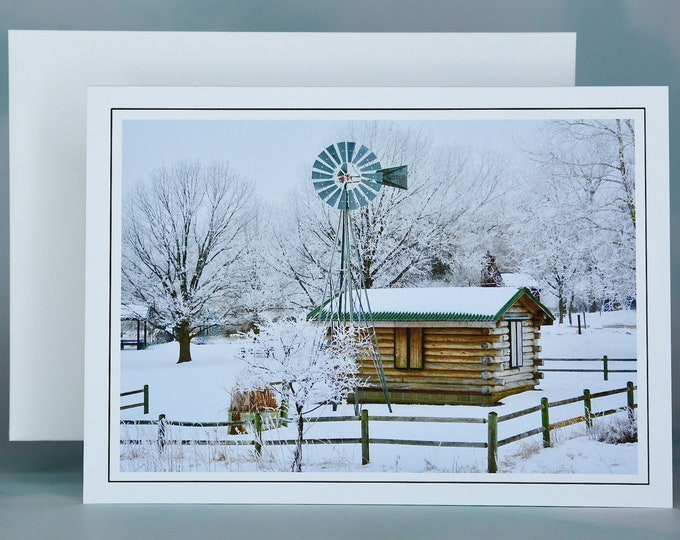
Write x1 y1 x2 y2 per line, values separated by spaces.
313 179 337 191
324 144 342 166
317 149 337 170
347 190 362 211
356 151 379 169
352 188 370 208
351 144 369 165
337 141 349 162
346 141 356 163
325 187 344 209
312 159 335 175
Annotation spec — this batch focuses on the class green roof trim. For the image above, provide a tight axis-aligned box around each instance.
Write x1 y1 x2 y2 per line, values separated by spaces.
494 287 556 322
307 287 555 323
308 310 497 322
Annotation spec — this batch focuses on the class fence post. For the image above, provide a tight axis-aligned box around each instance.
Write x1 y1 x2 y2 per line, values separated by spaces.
626 381 635 421
603 355 609 381
254 412 262 456
583 389 593 429
487 412 498 473
361 409 370 465
577 315 582 335
143 384 149 415
157 414 166 451
541 397 551 448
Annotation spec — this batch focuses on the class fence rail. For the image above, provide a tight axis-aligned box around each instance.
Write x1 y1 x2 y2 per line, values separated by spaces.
120 384 149 414
540 356 636 380
121 382 636 473
369 415 487 424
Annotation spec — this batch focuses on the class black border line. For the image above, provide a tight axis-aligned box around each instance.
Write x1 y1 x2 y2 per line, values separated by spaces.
107 107 115 483
107 106 650 487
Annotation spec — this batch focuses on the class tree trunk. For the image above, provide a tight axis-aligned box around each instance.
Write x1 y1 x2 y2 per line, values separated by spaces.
363 269 374 290
568 293 574 325
558 295 566 325
175 320 193 363
291 404 304 472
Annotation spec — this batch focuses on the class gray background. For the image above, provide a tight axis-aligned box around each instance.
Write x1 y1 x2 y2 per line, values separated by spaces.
0 1 678 537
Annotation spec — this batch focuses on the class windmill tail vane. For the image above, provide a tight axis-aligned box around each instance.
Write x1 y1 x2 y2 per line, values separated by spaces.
376 165 408 190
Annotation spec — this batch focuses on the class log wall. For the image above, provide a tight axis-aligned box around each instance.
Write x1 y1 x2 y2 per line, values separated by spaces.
357 302 547 405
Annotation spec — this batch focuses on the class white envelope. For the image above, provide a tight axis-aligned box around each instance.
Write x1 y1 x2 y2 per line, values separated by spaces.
9 31 576 440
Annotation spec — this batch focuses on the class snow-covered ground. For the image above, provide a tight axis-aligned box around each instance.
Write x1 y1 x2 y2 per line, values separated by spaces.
541 308 636 359
119 310 639 474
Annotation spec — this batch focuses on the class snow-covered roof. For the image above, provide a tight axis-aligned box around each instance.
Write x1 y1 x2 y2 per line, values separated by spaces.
500 272 539 288
120 304 149 320
309 287 554 322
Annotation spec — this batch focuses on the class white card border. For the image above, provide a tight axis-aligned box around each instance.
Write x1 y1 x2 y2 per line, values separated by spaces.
84 86 671 506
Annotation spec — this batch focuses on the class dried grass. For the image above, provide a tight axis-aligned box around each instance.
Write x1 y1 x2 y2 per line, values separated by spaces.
229 388 278 412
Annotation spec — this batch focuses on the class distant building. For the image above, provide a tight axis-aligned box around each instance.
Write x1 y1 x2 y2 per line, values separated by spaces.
501 273 542 301
120 304 149 350
480 251 504 287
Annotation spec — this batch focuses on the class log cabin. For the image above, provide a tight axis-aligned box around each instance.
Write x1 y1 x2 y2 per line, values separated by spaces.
310 287 554 406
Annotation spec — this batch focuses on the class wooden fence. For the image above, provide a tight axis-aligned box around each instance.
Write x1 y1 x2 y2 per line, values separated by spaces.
486 382 636 472
120 382 636 473
120 384 149 414
540 356 636 380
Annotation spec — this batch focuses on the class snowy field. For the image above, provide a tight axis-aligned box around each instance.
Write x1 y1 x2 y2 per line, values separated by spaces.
119 310 638 474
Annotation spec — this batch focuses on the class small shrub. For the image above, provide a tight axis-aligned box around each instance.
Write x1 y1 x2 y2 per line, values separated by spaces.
590 411 637 444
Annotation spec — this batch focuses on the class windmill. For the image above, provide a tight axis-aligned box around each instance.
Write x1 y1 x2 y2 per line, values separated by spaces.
309 141 407 413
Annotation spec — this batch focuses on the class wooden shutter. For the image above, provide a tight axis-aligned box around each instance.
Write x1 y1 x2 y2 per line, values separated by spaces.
510 320 524 368
409 328 423 369
395 328 424 369
395 328 408 369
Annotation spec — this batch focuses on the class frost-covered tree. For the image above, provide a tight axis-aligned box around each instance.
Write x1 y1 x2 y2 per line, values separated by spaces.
222 209 292 325
518 119 637 316
238 317 364 472
269 123 510 306
544 119 635 229
122 160 255 363
513 200 587 323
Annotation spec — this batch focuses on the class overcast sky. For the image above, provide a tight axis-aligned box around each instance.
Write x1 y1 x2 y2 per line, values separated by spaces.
121 118 546 204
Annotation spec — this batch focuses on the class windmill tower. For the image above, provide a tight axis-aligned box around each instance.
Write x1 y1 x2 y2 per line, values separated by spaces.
309 141 407 413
